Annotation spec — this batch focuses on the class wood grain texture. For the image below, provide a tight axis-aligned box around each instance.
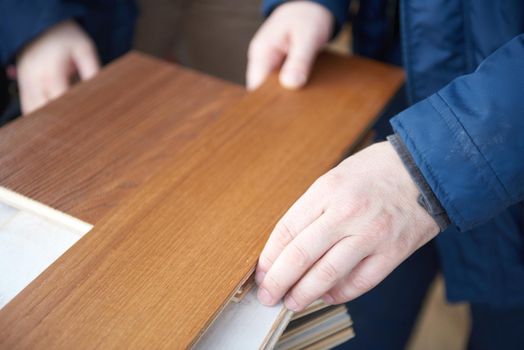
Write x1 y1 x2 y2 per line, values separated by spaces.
0 52 244 224
0 53 403 349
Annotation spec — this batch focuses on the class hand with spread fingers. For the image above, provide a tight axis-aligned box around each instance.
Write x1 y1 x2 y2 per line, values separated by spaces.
255 141 440 311
246 1 333 91
16 20 100 115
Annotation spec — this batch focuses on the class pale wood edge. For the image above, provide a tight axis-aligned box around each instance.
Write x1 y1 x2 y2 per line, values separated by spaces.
291 300 328 320
303 328 355 350
0 186 93 233
280 306 350 341
232 270 256 302
279 319 353 350
261 308 295 350
190 265 257 347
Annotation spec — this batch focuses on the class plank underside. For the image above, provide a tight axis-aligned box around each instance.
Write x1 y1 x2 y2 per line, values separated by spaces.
0 187 92 309
193 288 291 350
0 52 403 349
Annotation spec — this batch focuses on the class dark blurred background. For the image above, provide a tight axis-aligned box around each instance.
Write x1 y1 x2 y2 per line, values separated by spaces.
133 0 352 84
134 0 264 84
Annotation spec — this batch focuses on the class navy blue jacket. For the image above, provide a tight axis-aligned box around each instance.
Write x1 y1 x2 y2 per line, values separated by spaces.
0 0 137 66
264 0 524 306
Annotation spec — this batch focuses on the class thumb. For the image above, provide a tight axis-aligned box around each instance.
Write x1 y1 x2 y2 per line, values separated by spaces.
279 34 319 89
72 42 100 81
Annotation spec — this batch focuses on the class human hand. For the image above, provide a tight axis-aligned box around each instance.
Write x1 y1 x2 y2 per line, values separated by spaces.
16 20 100 115
246 1 333 90
255 141 440 311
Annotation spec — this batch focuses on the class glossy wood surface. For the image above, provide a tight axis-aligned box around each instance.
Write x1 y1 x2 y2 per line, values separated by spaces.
0 52 403 349
0 52 244 224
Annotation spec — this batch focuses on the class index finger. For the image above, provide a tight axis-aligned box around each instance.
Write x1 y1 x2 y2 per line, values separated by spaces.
256 180 326 284
257 211 341 306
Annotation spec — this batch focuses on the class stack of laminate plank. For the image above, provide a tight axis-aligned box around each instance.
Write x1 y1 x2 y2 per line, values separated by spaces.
276 302 354 350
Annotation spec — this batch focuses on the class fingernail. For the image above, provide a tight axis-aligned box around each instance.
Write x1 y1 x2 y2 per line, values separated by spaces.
258 288 273 305
280 72 306 89
255 270 266 285
322 294 334 305
285 296 300 312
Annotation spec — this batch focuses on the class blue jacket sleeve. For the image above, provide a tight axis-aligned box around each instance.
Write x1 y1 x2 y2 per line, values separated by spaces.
0 0 137 65
262 0 351 35
391 34 524 232
0 1 87 64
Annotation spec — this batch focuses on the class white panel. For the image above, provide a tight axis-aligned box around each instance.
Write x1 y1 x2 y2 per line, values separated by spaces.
0 187 92 309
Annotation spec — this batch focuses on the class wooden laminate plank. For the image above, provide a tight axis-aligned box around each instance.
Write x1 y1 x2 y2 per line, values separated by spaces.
0 53 403 349
0 52 244 224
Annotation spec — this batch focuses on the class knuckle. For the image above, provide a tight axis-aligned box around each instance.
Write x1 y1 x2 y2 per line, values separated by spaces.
331 286 351 303
390 232 415 257
319 172 343 192
365 213 394 243
347 198 371 217
276 221 297 247
371 212 393 233
351 272 376 293
330 198 371 224
290 287 314 307
316 261 341 283
342 236 370 257
258 254 274 270
263 274 283 293
287 243 310 267
364 230 382 244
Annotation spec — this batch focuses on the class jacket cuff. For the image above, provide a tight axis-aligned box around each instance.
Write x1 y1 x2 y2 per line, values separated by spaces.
262 0 350 37
387 134 451 232
390 94 511 231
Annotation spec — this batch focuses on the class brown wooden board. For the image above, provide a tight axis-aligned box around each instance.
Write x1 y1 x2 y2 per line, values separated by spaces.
0 52 244 224
0 52 403 349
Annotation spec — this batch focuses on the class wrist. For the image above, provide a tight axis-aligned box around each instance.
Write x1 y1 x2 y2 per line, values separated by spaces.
387 134 450 232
